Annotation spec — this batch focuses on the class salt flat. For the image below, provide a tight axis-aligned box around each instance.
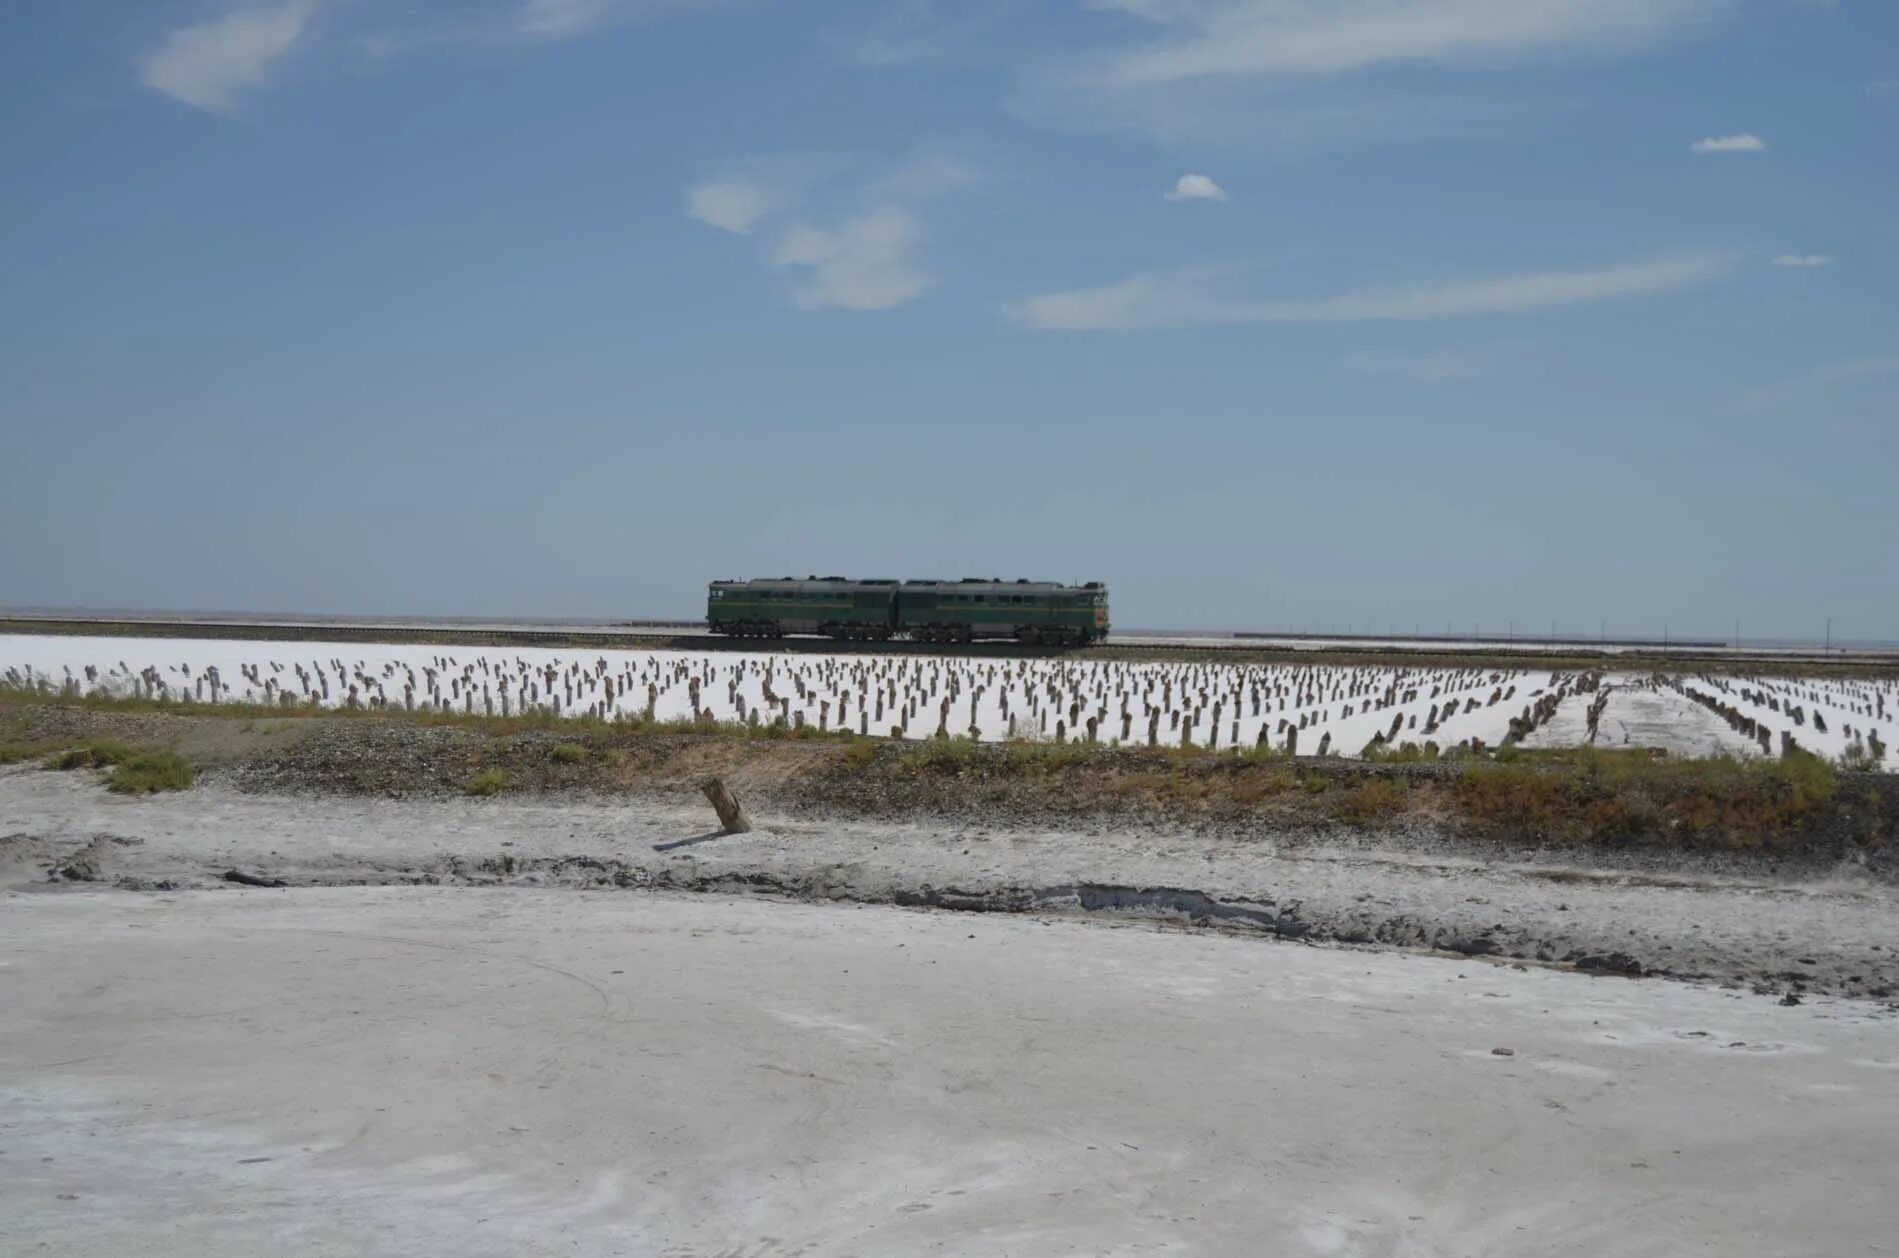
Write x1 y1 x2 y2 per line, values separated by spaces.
2 887 1895 1257
5 633 1893 764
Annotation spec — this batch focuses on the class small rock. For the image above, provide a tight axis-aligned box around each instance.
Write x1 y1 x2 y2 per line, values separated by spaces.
1574 952 1644 977
222 869 288 889
52 839 109 882
53 852 101 882
1491 1047 1515 1057
1778 991 1802 1007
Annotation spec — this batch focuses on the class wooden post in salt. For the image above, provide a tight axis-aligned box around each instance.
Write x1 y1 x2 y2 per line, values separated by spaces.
701 778 753 834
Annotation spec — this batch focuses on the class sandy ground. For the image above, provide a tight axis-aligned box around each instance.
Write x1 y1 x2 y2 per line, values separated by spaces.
5 767 1899 998
3 886 1896 1257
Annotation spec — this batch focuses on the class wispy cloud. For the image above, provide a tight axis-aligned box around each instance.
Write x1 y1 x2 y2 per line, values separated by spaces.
1691 132 1765 153
773 209 928 311
1007 255 1731 331
145 1 724 106
689 154 977 312
519 0 616 39
142 2 314 111
1818 352 1899 382
865 152 984 201
1082 0 1720 85
1772 253 1833 268
1165 173 1227 201
1739 346 1899 413
1019 0 1723 149
686 177 776 235
834 0 1015 67
519 0 721 42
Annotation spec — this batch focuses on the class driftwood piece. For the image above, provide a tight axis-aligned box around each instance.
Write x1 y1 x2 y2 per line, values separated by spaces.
701 777 753 834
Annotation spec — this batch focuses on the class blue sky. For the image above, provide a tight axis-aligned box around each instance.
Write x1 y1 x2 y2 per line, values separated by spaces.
1 0 1894 638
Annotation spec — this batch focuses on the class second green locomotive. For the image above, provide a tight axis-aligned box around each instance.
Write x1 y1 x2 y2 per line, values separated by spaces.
707 577 1110 646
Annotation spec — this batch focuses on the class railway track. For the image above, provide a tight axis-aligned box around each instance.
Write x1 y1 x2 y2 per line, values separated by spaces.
3 613 1896 673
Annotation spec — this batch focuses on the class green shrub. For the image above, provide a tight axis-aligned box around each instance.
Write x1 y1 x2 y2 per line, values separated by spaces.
465 768 511 797
550 743 589 764
0 743 46 765
106 751 194 795
1837 741 1877 772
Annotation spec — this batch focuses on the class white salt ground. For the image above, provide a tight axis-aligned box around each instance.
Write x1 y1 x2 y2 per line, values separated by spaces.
5 769 1897 997
2 887 1896 1257
1517 680 1761 759
5 633 1894 766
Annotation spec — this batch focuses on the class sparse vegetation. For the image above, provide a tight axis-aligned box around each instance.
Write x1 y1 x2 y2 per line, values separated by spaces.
465 768 511 797
1839 741 1879 772
1363 742 1442 764
840 739 879 771
0 678 1890 853
106 751 195 795
1335 778 1407 823
0 742 50 765
1451 747 1838 847
48 739 140 770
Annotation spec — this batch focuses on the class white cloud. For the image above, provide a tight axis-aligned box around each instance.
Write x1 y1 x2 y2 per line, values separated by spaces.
773 209 927 311
686 177 774 235
865 152 983 201
684 157 838 235
1165 173 1227 201
1083 0 1720 85
142 2 313 111
1691 132 1765 153
691 154 975 312
1772 254 1833 268
1007 255 1730 331
520 0 614 39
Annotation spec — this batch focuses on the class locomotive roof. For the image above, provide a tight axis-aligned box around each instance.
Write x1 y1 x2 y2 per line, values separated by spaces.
710 577 1103 591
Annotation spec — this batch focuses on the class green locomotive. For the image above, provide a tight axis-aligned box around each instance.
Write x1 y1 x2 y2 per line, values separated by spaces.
706 577 1110 646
